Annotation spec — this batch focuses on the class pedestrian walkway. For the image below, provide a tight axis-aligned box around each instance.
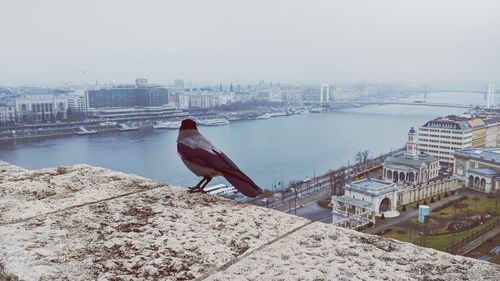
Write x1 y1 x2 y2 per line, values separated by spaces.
364 193 464 235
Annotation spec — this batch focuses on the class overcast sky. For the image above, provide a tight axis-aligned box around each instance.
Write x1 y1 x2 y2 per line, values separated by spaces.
0 0 499 85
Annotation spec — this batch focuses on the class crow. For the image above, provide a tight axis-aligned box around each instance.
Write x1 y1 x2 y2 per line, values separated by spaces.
177 119 263 198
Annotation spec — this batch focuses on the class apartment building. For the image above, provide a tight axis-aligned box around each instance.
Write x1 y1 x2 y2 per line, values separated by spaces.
417 117 473 166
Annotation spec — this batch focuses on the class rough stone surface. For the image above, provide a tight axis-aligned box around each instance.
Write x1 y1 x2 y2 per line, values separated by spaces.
0 161 499 281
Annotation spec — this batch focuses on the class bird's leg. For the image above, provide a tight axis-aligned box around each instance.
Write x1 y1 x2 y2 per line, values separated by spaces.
199 177 212 193
189 177 207 190
188 177 208 193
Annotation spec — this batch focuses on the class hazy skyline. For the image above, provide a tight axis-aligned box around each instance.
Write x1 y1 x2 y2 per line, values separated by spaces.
1 0 499 85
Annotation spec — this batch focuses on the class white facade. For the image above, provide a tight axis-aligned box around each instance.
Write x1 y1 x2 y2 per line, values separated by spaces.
67 90 87 112
178 94 190 109
454 148 500 193
15 94 68 121
332 178 399 229
384 127 440 185
418 119 473 166
0 101 15 123
214 92 235 106
485 122 499 147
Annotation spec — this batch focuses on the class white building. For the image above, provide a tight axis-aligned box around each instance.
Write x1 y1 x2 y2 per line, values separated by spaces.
189 93 216 109
214 92 235 106
383 127 440 184
418 117 473 166
178 94 190 109
0 100 15 123
15 94 68 122
454 147 500 193
67 90 87 112
332 178 399 229
484 118 500 147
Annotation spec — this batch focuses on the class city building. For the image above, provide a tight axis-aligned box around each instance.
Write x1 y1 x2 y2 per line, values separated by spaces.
468 118 486 147
0 100 15 123
417 116 473 166
383 127 440 184
484 118 500 147
331 178 398 229
67 90 87 112
255 88 282 103
15 94 68 122
454 147 500 193
86 79 169 109
178 94 190 109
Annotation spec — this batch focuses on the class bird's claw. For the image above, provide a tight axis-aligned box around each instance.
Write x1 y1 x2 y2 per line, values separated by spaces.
187 188 206 194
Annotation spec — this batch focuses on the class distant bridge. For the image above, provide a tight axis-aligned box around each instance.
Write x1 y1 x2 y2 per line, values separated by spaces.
306 100 476 109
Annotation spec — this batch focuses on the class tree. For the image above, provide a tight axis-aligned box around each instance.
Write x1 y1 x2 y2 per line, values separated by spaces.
330 170 345 196
355 150 370 170
261 189 274 208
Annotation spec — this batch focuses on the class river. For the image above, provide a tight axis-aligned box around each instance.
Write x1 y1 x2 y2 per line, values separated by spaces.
0 100 470 189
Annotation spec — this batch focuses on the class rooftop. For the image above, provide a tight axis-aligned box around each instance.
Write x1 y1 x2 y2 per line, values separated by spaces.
422 116 472 130
336 195 373 208
351 178 394 190
0 161 499 280
385 152 439 169
455 147 500 164
468 168 500 177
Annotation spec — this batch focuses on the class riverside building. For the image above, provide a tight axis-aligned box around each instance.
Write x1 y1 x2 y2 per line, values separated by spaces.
383 127 440 184
86 79 169 109
417 116 473 167
454 147 500 193
331 178 399 229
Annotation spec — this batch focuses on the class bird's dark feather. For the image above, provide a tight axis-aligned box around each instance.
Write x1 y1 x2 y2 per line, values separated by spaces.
177 142 263 197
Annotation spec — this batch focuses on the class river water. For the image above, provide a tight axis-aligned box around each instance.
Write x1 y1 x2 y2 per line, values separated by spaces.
0 95 472 189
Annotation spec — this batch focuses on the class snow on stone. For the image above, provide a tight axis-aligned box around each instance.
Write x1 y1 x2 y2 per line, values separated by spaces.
0 161 499 280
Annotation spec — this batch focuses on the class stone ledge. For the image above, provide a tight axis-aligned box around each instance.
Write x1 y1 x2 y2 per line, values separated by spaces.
0 161 499 280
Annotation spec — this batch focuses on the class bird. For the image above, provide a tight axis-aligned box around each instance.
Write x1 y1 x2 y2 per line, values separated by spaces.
177 119 263 198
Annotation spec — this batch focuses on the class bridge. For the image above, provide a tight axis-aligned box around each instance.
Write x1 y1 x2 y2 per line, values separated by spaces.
305 100 476 109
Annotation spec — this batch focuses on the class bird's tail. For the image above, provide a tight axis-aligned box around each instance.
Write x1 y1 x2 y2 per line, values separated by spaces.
223 171 263 198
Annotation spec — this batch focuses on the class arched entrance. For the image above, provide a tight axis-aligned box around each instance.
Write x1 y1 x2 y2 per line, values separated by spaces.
386 170 392 179
379 198 391 212
393 171 398 183
408 172 415 182
468 175 474 188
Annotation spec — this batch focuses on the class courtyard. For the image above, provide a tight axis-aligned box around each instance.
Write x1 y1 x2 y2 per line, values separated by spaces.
380 188 500 260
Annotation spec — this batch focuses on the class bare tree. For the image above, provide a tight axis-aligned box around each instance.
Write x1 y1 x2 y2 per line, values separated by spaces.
261 189 275 208
355 150 370 170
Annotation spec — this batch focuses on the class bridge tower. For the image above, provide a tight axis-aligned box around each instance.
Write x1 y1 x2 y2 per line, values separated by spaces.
320 84 330 103
487 83 495 108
